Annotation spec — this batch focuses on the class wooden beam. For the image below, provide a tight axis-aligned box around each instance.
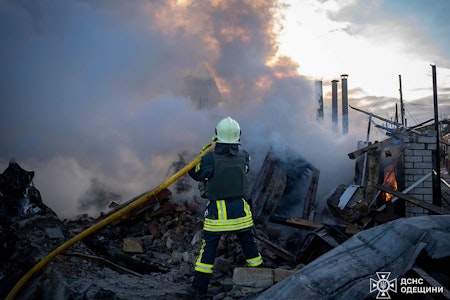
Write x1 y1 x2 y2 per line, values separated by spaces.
65 252 142 276
412 266 450 299
270 215 360 235
255 235 296 263
350 105 402 127
270 215 324 230
374 184 450 215
348 138 392 159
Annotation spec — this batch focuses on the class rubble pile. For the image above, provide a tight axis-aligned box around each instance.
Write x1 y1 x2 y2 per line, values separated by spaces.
0 161 66 296
2 137 450 300
0 161 297 300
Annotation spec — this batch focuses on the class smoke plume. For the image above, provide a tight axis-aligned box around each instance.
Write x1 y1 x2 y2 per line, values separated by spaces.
0 0 357 219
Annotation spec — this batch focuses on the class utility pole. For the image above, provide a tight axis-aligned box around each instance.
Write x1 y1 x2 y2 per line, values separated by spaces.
395 103 398 124
399 75 405 126
431 64 441 206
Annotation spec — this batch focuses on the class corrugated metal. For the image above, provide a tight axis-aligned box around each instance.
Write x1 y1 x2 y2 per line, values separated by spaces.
256 215 450 300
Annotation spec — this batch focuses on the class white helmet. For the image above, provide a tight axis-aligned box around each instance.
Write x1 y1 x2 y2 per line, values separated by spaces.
215 117 241 144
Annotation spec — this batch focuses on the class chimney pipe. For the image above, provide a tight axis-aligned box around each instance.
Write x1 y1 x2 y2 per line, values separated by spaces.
315 80 323 121
341 74 349 134
331 79 339 132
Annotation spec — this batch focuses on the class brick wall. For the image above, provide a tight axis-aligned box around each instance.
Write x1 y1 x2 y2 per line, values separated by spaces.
402 130 436 217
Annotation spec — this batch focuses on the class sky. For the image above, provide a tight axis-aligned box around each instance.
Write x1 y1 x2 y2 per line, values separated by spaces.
278 0 450 126
1 0 449 219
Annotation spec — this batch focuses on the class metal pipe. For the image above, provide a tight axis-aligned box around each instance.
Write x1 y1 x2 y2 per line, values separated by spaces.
315 80 324 121
331 79 339 132
341 74 349 134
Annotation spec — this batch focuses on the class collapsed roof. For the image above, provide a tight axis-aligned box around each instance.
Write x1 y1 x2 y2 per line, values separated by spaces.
257 215 450 299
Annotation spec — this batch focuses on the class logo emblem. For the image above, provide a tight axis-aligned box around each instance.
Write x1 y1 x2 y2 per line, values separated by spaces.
370 272 397 299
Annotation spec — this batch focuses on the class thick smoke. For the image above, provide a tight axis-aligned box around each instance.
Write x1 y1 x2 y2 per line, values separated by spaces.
0 0 358 219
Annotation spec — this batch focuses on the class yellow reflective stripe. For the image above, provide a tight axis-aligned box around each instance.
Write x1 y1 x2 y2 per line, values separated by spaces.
195 239 214 273
243 199 252 216
204 215 253 226
216 200 227 220
195 262 214 274
196 238 206 262
203 215 254 232
203 223 254 232
195 161 201 172
246 255 263 267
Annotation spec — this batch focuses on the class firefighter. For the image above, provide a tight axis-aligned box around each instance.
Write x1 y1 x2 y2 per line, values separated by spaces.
188 117 263 297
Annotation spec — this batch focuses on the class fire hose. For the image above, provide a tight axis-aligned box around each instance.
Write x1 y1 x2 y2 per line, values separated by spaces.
6 143 215 300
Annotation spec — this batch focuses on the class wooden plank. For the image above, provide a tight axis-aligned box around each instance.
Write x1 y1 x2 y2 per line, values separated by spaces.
255 235 296 263
348 138 392 159
270 215 360 235
249 150 319 221
412 266 450 299
374 184 450 215
270 215 324 230
65 252 142 276
249 151 287 221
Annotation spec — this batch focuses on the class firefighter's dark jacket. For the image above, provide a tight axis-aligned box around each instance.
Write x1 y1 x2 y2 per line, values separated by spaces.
188 143 254 233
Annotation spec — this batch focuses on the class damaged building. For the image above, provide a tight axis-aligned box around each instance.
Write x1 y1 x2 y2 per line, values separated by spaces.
1 118 450 299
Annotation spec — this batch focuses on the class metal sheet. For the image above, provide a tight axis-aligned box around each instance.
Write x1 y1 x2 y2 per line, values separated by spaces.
256 215 450 300
338 185 359 209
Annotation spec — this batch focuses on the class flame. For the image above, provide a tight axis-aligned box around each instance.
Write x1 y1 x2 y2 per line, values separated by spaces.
383 165 398 202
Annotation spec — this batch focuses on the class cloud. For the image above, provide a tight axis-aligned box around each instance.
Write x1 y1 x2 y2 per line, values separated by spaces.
280 2 449 97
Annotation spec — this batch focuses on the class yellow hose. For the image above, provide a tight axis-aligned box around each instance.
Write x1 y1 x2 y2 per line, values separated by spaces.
6 144 214 300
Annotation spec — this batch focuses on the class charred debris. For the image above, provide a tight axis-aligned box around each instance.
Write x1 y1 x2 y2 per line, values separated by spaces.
1 122 450 299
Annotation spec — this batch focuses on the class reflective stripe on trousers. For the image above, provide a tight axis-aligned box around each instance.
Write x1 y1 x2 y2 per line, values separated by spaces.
194 230 263 275
203 199 254 232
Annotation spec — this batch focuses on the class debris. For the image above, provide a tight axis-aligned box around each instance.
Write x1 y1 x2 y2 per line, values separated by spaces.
269 215 360 236
348 138 393 160
273 268 296 283
64 252 142 277
254 235 296 263
256 215 450 300
122 237 144 253
375 184 450 215
232 267 274 289
250 149 319 223
3 135 450 300
232 267 297 290
338 184 359 209
294 225 349 264
326 184 370 225
412 266 450 299
45 227 64 239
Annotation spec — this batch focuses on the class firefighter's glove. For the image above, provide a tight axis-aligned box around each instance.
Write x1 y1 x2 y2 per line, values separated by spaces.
200 137 217 152
201 143 212 152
